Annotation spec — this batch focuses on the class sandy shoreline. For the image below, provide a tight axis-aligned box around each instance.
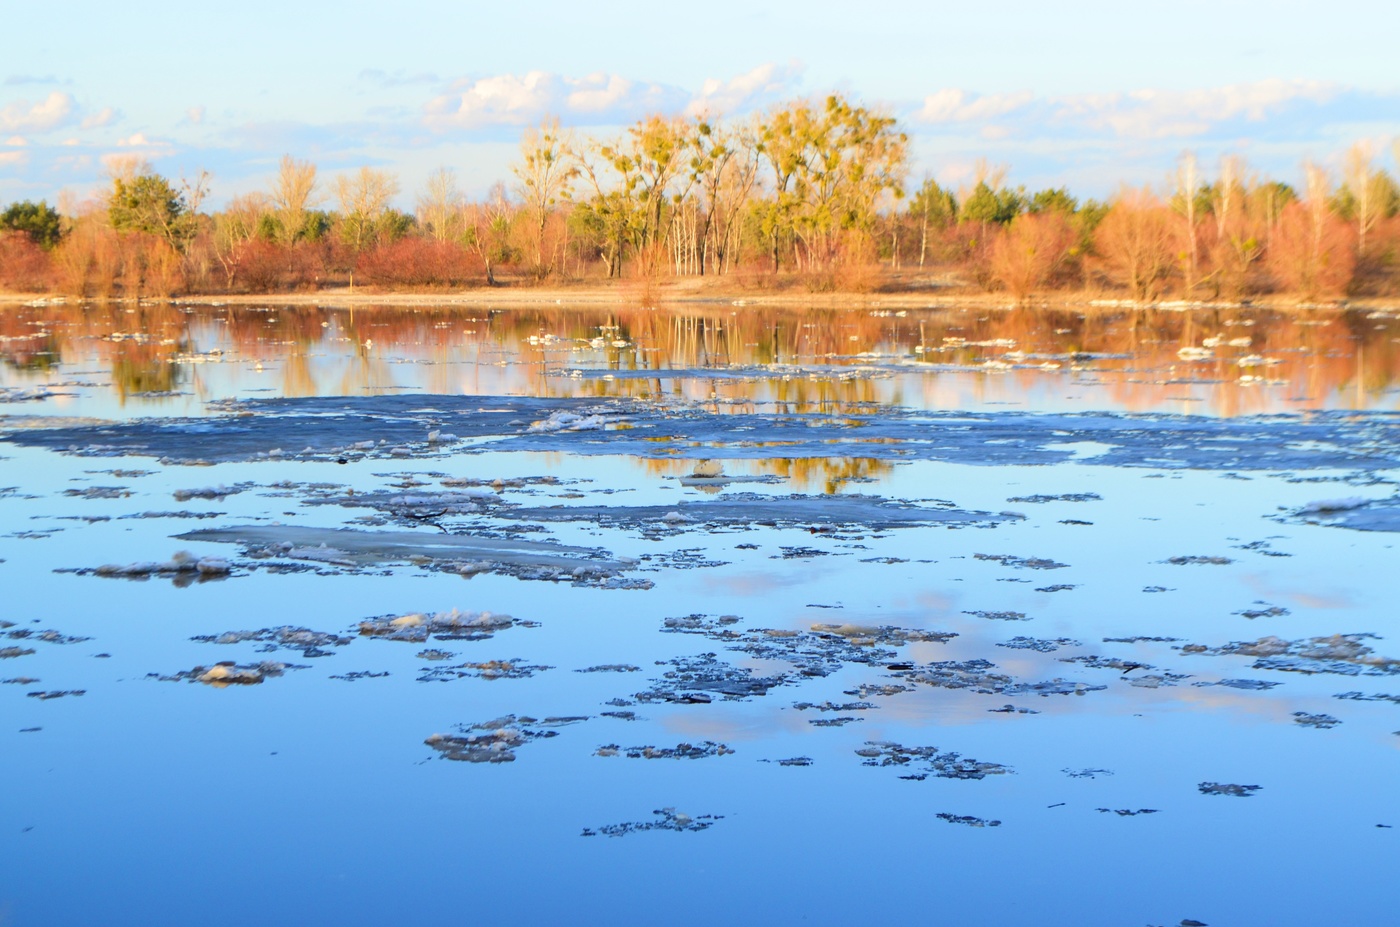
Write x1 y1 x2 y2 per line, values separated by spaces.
0 282 1390 312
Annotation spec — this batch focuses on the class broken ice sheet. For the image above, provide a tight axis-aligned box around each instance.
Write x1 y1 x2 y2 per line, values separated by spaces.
357 609 524 643
425 715 585 763
593 741 734 759
1181 634 1400 677
417 659 552 682
936 813 1002 827
1198 782 1262 797
151 661 302 686
176 524 640 585
580 808 722 837
856 741 1012 780
191 626 353 658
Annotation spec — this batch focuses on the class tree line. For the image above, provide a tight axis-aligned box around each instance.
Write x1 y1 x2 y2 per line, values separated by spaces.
2 93 1399 301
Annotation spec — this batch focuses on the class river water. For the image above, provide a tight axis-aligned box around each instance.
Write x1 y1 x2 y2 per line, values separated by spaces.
2 300 1398 925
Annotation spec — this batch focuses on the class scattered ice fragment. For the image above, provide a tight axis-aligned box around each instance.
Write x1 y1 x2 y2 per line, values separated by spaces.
1292 712 1341 729
581 808 721 837
1198 782 1261 797
936 814 1001 827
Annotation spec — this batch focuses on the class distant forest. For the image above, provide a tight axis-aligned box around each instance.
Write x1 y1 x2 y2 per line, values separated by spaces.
2 93 1398 301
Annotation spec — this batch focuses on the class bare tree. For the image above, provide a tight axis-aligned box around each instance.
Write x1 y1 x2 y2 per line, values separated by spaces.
335 167 400 251
416 167 466 244
1173 152 1200 294
1343 141 1383 254
270 155 320 245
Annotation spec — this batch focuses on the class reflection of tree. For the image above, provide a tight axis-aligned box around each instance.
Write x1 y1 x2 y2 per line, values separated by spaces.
637 454 892 494
112 346 183 401
2 301 1398 415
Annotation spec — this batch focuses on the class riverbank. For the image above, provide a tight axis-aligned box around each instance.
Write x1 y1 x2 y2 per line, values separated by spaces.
1 276 1393 312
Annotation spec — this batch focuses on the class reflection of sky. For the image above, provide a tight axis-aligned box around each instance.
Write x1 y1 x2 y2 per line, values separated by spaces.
3 306 1400 924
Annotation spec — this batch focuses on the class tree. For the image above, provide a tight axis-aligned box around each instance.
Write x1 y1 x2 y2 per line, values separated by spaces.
416 167 468 244
335 167 400 252
1093 186 1177 301
757 94 907 272
1171 152 1201 294
1027 187 1077 216
107 161 193 250
466 182 515 286
1341 142 1387 254
0 200 63 248
907 178 956 268
512 118 577 277
270 155 321 245
988 212 1076 300
1267 162 1355 299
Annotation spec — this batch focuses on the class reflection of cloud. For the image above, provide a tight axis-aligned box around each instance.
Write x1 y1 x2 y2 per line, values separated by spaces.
1242 572 1354 610
700 571 805 596
1 91 75 132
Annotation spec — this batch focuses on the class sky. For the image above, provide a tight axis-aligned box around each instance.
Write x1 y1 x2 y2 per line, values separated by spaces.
2 0 1399 210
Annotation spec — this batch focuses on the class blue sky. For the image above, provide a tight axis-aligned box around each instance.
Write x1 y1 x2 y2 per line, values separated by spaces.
2 0 1398 208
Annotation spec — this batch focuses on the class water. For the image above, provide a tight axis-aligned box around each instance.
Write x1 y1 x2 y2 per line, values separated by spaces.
2 300 1399 926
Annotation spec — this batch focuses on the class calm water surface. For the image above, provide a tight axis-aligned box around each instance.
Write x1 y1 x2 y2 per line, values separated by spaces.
2 301 1399 926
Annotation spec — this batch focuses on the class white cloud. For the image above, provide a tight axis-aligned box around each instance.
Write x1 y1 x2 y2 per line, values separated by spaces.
0 150 29 166
424 70 688 130
5 135 27 146
424 64 801 131
916 79 1344 141
0 91 75 133
919 88 1033 123
686 62 804 117
186 106 205 125
80 106 116 129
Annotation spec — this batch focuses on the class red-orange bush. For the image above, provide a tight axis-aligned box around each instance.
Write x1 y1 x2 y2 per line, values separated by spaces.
354 239 483 288
0 232 54 292
1266 202 1356 299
